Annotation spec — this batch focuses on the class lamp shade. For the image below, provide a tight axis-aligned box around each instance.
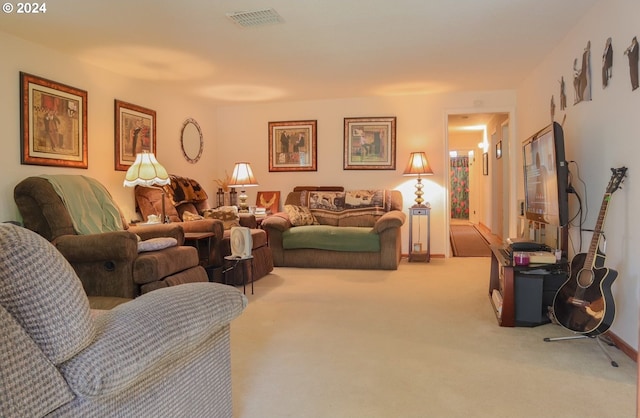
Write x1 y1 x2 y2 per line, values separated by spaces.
229 162 258 187
403 152 434 176
123 152 170 187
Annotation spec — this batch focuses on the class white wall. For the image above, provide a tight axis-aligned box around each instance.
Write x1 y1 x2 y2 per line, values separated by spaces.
213 92 516 256
0 32 218 223
0 31 516 259
516 0 639 348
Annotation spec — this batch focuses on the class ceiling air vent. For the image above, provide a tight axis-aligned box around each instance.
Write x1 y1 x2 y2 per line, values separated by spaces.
226 8 284 28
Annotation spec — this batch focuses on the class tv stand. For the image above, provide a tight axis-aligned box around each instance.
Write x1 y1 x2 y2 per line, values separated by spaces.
488 245 567 327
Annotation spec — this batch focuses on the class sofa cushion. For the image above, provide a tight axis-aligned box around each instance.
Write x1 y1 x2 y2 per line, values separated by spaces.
283 225 380 252
284 205 317 226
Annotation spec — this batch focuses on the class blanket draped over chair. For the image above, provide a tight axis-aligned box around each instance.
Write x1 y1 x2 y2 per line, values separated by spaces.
165 174 208 205
41 174 124 235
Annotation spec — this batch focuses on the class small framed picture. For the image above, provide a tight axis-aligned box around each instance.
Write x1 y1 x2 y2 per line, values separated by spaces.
115 99 156 171
256 191 280 214
496 141 502 159
483 152 489 175
343 116 396 170
268 120 317 172
20 72 88 168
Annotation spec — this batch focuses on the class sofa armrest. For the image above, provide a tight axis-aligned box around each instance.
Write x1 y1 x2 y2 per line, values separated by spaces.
53 231 139 263
60 282 247 397
260 212 292 232
372 210 406 233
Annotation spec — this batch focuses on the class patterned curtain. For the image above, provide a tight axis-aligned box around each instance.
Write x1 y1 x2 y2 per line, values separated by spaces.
450 156 469 219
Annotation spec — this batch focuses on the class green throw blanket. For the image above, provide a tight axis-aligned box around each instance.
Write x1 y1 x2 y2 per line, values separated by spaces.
41 175 124 235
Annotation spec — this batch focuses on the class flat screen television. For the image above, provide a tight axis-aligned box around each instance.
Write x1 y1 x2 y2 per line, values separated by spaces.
522 122 569 227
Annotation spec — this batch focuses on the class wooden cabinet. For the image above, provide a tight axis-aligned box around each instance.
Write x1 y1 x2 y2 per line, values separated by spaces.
489 245 567 327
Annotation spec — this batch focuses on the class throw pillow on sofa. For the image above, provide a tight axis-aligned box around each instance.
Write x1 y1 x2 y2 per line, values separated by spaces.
284 205 317 226
204 206 240 230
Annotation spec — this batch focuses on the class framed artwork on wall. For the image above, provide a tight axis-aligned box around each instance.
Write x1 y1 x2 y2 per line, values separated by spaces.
268 120 317 172
256 191 280 214
114 99 156 171
483 152 489 175
343 116 396 170
19 72 88 168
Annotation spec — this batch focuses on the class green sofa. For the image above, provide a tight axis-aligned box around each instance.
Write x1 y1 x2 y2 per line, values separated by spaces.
261 187 406 270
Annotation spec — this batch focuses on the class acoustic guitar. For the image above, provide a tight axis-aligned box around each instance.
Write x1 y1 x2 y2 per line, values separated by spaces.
552 167 627 336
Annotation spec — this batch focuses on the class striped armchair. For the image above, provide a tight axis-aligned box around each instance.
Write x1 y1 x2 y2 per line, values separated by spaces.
0 223 247 418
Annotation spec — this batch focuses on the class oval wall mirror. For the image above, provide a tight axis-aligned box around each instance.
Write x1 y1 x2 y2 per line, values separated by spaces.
180 118 203 164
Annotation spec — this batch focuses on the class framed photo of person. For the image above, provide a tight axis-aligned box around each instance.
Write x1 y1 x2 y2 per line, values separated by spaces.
268 120 317 172
20 72 88 168
114 99 156 171
343 116 396 170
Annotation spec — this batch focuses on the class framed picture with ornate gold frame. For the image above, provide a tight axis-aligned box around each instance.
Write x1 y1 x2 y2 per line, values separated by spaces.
20 72 88 168
268 120 317 172
343 116 396 170
115 99 156 171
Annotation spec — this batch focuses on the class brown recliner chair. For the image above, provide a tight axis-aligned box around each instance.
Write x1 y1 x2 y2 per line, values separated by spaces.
134 175 273 285
14 176 207 298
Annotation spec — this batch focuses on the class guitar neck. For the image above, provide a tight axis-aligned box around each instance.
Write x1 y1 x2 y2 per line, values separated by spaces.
585 194 611 268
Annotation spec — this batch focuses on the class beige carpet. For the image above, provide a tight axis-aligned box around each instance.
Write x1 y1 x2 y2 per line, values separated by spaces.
450 224 491 257
230 258 636 418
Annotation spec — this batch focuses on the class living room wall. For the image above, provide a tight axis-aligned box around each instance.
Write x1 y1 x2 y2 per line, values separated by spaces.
0 30 516 260
516 0 639 349
0 31 219 224
212 93 515 257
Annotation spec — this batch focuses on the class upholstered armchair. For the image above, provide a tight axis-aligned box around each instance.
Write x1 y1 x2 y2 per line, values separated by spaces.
0 223 247 418
134 175 273 284
14 176 207 298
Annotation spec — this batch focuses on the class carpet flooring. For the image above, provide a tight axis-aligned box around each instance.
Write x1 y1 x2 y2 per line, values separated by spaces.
230 259 636 418
450 224 491 257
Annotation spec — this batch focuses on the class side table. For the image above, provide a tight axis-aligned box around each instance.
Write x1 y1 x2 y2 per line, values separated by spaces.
408 204 431 262
224 255 254 295
184 232 215 267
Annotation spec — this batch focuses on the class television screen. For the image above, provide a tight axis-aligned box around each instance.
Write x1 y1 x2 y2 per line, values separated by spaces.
522 122 568 226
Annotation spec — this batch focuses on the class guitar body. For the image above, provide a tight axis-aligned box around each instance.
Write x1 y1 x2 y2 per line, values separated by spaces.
553 251 617 336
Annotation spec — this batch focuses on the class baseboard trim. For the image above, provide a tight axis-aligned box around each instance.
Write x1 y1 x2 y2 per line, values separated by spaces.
606 331 637 363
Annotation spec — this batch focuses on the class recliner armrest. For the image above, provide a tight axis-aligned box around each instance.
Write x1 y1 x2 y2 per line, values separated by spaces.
53 231 139 263
131 223 185 244
60 283 247 397
176 218 223 238
239 213 258 229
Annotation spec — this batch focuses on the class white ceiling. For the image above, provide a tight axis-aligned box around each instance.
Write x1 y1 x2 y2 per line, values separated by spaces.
1 0 597 111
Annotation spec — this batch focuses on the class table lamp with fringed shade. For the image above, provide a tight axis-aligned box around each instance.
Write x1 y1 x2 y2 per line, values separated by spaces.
403 151 434 207
123 151 171 223
228 162 258 212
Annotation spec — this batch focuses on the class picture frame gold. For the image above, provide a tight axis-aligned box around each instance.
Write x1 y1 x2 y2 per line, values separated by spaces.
343 116 396 170
268 120 317 172
20 72 88 168
115 99 156 171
